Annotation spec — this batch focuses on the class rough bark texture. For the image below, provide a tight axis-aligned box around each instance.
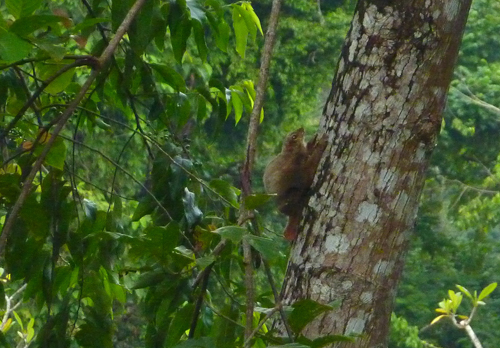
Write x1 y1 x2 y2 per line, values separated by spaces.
280 0 472 347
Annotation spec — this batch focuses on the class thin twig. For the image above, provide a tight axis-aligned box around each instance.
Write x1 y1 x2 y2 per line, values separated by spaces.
0 283 27 330
0 0 149 258
243 306 281 347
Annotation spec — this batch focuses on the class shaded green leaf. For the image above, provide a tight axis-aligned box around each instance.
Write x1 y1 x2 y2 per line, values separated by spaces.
213 226 247 243
169 3 192 63
246 235 279 260
244 193 274 210
165 304 195 348
6 0 42 18
192 19 208 62
208 179 240 208
173 338 215 348
215 20 230 52
0 330 11 348
151 63 187 92
130 268 168 289
288 299 333 334
196 255 216 270
44 136 67 170
132 196 156 221
9 15 62 37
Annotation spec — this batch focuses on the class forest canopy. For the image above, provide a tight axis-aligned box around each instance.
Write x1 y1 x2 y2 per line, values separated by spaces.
0 0 499 347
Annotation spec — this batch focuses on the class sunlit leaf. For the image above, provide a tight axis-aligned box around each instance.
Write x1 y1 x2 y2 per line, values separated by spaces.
231 6 248 58
430 315 447 325
456 285 472 300
478 282 497 301
230 90 243 124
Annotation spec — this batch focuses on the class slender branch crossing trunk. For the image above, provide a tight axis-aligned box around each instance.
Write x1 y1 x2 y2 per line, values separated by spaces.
280 0 472 346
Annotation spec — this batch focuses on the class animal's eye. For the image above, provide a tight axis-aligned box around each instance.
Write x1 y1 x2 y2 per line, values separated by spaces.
291 134 297 140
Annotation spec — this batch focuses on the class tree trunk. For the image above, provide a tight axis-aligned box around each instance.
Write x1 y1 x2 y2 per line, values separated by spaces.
280 0 472 346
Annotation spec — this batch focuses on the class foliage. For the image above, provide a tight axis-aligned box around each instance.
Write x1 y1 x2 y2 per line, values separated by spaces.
0 0 355 347
1 0 500 346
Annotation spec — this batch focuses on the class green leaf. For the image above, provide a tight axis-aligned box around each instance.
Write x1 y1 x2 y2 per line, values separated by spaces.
6 0 42 19
151 64 187 92
83 199 97 220
0 331 11 348
0 283 5 310
246 235 279 260
111 0 134 31
196 255 216 270
288 299 333 334
241 2 263 36
456 284 473 300
132 196 156 221
45 67 75 94
213 226 247 243
478 282 497 301
0 32 32 61
165 304 195 348
9 15 63 37
26 318 35 342
192 19 208 62
44 136 67 170
244 193 274 210
169 3 192 64
230 90 243 124
37 42 66 61
233 4 256 43
211 303 238 348
208 179 240 208
186 0 206 22
173 338 215 348
128 0 156 55
71 18 109 33
215 20 230 53
196 94 208 121
13 311 23 331
231 6 248 58
130 268 168 289
430 314 447 325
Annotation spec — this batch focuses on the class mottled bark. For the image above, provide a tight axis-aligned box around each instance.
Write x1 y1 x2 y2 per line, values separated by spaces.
280 0 472 347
